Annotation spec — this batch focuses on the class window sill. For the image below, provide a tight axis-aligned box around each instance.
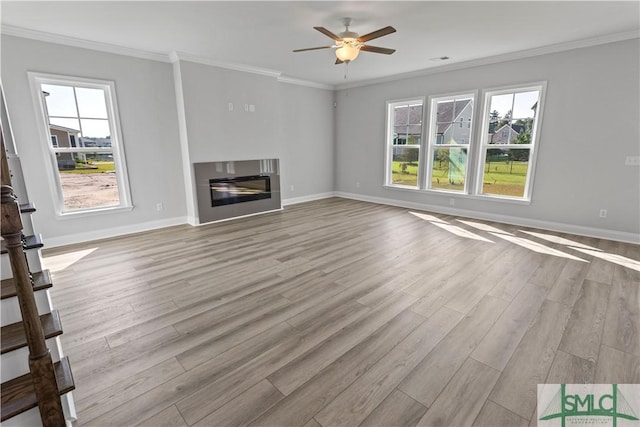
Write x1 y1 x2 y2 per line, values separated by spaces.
383 185 532 205
56 204 134 220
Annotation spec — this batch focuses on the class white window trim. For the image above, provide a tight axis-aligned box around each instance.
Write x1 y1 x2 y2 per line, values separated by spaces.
474 81 547 202
384 97 425 189
50 134 58 147
28 72 133 217
424 91 477 194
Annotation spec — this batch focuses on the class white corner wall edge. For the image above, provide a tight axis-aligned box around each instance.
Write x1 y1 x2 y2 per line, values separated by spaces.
335 191 640 245
44 216 188 249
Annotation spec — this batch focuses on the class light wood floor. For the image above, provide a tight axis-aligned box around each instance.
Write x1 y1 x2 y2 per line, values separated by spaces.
43 198 640 427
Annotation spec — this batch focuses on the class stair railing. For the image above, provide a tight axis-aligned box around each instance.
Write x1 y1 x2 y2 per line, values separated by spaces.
1 136 65 426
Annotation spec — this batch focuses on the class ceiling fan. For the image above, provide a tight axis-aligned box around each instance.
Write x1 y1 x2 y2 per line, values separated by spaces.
293 18 396 64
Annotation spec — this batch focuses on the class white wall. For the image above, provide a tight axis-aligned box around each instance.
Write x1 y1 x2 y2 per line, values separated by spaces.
278 82 335 202
335 39 640 240
1 35 187 245
174 60 335 218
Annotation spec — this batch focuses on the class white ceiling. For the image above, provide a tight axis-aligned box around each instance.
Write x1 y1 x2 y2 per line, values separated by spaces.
2 1 639 87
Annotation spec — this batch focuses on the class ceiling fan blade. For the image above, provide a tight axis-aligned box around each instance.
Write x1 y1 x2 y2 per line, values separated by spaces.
360 45 396 55
335 58 344 65
314 26 341 41
293 46 334 52
358 26 396 43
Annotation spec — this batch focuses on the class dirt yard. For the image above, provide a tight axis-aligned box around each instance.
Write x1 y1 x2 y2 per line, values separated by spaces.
59 172 120 210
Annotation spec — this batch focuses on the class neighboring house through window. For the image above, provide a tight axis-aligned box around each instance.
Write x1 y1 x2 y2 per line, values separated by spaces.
29 72 132 214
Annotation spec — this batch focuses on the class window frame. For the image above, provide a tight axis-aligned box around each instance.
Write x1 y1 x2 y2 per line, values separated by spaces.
424 91 477 194
384 97 426 189
28 72 133 216
474 82 547 202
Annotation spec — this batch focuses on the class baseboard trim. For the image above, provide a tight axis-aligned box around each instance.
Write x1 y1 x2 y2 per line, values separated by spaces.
335 191 640 244
44 216 189 248
41 192 639 248
282 192 337 206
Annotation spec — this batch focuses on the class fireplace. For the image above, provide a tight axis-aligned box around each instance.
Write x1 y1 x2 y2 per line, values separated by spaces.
210 175 271 207
194 159 281 224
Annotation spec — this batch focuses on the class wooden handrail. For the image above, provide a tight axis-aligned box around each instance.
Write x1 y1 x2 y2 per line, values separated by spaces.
1 139 65 425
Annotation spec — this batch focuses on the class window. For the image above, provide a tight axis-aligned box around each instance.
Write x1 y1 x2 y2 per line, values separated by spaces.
385 99 424 188
477 85 543 199
426 94 475 192
384 82 545 202
30 73 131 214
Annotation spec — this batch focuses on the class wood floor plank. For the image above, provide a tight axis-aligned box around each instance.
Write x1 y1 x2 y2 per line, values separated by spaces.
416 358 501 427
39 198 636 427
75 358 185 422
135 405 187 427
399 295 509 407
471 283 548 371
249 311 426 427
314 307 464 427
545 350 595 384
489 300 572 420
558 279 610 362
268 292 417 395
359 390 427 427
601 277 640 356
546 260 589 307
192 379 284 427
594 345 640 383
472 400 528 427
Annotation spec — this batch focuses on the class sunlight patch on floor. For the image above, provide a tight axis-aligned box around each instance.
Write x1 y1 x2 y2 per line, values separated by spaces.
457 219 513 235
432 222 494 243
519 230 601 251
409 211 448 223
490 233 588 262
570 247 640 272
42 247 98 273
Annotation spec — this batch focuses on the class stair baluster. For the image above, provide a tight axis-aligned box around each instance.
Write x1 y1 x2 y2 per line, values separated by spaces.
1 137 66 426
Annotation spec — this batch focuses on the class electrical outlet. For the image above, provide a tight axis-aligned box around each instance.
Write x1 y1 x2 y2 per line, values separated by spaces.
599 209 607 218
450 198 455 206
156 202 163 212
356 182 361 188
290 185 294 192
625 156 640 166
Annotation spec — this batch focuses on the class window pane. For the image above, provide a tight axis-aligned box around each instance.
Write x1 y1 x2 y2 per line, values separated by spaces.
407 104 423 125
42 84 78 117
489 93 513 118
431 147 467 191
80 119 111 139
512 91 539 119
57 151 120 210
391 146 419 187
50 117 80 131
76 87 108 119
436 100 455 123
481 148 530 197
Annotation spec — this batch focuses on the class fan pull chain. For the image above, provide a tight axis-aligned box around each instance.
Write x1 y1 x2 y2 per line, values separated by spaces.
344 62 350 93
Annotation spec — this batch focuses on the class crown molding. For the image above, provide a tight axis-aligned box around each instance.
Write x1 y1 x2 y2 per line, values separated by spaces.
336 29 640 90
171 51 282 78
1 24 171 63
277 75 333 91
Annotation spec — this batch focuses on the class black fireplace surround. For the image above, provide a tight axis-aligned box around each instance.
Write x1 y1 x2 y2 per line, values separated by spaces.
210 175 272 207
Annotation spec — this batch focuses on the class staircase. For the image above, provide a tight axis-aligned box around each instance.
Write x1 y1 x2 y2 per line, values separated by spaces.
1 86 77 426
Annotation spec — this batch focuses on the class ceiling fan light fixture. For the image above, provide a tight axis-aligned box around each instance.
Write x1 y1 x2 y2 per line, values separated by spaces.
335 40 360 62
